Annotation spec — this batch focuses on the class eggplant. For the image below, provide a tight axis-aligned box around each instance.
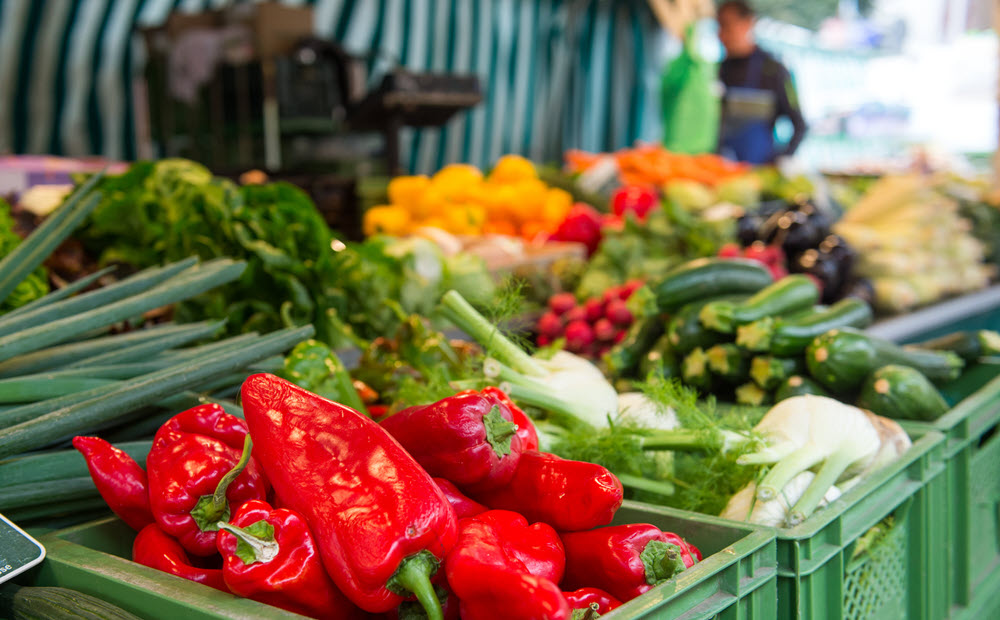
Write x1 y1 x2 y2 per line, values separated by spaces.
790 235 857 303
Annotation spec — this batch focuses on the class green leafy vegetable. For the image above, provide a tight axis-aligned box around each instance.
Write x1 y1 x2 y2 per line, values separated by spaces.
0 198 49 313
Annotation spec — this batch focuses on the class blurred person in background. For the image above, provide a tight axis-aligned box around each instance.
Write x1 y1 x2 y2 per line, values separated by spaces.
716 0 807 164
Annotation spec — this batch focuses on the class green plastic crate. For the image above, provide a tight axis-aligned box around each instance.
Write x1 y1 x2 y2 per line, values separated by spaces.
631 428 945 620
607 503 777 619
900 371 1000 619
26 502 775 619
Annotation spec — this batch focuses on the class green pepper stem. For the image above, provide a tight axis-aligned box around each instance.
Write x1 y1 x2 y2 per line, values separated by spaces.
616 473 675 498
387 552 443 620
213 434 253 511
439 290 547 378
787 449 854 526
218 520 280 564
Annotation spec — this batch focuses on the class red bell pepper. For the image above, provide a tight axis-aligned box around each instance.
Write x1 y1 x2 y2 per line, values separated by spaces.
433 478 487 519
563 588 622 616
241 374 457 619
147 404 269 556
72 436 153 531
133 523 228 592
449 510 565 583
560 524 702 602
610 186 658 221
380 392 523 493
549 203 604 256
457 387 540 451
448 562 569 620
216 499 363 619
472 451 623 532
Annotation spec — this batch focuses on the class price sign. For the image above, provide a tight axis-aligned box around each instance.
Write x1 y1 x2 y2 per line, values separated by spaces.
0 513 45 585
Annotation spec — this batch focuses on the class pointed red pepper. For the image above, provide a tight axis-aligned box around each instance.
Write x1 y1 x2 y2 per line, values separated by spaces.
240 374 457 619
433 478 487 519
215 499 364 619
560 524 702 603
147 404 269 556
471 451 624 532
456 387 540 451
562 588 622 616
133 522 228 592
444 510 569 620
380 392 523 493
72 436 153 531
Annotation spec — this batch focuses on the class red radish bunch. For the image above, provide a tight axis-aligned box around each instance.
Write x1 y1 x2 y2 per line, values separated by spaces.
718 242 788 280
536 281 643 358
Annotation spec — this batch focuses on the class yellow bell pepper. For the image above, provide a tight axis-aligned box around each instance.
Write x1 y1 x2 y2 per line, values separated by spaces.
387 175 431 209
444 204 487 235
541 188 573 225
363 205 412 237
489 154 537 184
506 179 549 224
432 164 484 202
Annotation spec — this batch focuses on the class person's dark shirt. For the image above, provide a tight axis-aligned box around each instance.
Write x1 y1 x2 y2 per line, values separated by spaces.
719 47 807 157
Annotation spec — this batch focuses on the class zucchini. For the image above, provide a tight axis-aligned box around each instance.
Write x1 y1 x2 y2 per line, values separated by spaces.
735 382 772 407
706 344 749 383
638 334 679 379
651 258 773 312
606 316 666 379
681 347 713 391
700 275 819 334
739 298 872 355
667 295 746 355
857 364 949 421
775 375 830 401
806 328 964 394
909 330 1000 362
0 584 142 620
750 356 803 390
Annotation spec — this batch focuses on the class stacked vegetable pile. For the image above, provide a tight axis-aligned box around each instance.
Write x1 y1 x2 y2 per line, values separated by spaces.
439 287 916 528
835 174 994 313
72 376 706 619
535 283 641 358
76 159 493 346
0 179 309 522
364 156 584 241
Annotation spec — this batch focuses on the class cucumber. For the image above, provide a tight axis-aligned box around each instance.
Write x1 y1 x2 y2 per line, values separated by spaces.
735 382 772 407
638 334 679 379
606 316 666 379
806 328 964 394
700 275 819 334
667 295 747 356
909 330 1000 361
750 356 803 390
740 298 873 355
0 584 142 620
706 344 749 383
775 375 830 401
651 258 773 312
857 365 949 421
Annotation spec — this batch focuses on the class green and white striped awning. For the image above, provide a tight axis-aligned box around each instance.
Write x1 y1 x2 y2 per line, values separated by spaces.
0 0 668 173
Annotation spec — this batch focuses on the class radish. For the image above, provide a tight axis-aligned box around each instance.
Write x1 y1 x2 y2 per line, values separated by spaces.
605 299 633 327
537 334 552 347
601 287 623 305
548 292 577 316
583 298 605 323
614 329 628 344
564 305 587 324
536 312 563 338
564 320 595 353
623 279 645 296
718 243 742 258
593 318 616 342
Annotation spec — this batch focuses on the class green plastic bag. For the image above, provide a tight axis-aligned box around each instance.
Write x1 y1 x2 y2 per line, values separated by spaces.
660 24 720 154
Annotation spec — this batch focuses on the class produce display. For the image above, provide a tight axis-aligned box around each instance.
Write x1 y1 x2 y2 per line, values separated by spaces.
5 150 1000 619
71 377 706 619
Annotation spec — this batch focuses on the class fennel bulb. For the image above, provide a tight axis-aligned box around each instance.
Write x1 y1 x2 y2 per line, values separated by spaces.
720 471 842 527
